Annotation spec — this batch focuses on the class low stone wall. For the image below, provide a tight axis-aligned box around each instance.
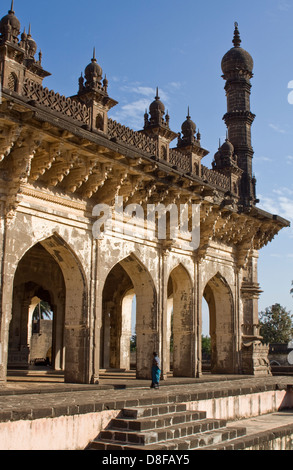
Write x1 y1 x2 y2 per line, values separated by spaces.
186 389 293 421
0 409 119 451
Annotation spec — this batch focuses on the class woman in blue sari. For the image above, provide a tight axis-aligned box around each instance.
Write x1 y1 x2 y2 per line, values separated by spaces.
151 352 161 389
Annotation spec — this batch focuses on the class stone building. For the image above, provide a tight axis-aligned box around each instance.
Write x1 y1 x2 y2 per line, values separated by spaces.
0 4 289 384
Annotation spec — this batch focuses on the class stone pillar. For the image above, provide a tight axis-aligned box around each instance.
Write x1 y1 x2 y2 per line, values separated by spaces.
241 251 271 375
0 203 5 384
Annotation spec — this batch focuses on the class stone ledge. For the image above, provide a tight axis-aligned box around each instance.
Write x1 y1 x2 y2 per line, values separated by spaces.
0 381 290 424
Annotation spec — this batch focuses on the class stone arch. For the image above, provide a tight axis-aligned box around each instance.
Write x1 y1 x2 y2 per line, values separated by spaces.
8 72 18 92
203 272 235 374
101 252 157 379
8 233 89 383
167 263 194 377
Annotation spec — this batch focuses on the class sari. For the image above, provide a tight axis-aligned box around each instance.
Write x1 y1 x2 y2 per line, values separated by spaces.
151 355 161 388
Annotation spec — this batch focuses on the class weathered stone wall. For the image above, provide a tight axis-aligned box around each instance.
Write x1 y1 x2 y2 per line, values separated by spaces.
0 196 270 384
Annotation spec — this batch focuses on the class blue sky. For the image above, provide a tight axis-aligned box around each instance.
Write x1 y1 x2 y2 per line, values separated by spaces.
5 0 293 330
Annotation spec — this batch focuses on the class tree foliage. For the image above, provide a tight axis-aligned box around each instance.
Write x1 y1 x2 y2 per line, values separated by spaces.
202 335 211 359
259 304 293 344
32 301 53 321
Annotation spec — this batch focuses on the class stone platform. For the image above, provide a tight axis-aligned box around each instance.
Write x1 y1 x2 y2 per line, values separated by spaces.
0 370 293 450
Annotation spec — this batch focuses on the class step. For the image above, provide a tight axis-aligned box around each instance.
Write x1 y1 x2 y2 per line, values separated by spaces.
110 410 207 432
88 426 247 451
90 417 227 448
137 426 247 450
121 403 188 419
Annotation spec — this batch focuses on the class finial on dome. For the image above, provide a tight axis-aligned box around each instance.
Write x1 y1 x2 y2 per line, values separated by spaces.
233 21 241 47
9 0 14 13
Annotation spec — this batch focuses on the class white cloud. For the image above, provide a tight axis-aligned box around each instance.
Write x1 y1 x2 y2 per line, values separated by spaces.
109 79 182 129
258 195 280 215
110 98 150 129
258 189 293 236
269 123 286 134
257 156 273 162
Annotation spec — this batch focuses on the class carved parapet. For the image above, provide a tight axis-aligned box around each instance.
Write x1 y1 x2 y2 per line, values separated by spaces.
169 148 192 173
108 119 157 155
201 165 230 191
23 79 90 125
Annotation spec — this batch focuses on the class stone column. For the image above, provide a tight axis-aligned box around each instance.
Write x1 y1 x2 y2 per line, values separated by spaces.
241 250 271 375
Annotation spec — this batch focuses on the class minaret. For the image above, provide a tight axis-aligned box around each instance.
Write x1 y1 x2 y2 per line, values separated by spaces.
221 23 257 209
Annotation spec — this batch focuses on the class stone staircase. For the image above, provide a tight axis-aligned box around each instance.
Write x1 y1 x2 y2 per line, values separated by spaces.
86 402 247 450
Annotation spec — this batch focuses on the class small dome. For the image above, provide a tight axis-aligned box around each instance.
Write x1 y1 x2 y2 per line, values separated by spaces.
85 59 103 82
221 23 253 75
27 25 37 57
220 138 234 156
181 110 196 137
222 47 253 75
84 49 103 86
0 4 21 41
149 88 165 116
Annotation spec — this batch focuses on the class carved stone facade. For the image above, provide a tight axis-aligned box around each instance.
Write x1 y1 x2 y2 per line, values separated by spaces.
0 7 289 384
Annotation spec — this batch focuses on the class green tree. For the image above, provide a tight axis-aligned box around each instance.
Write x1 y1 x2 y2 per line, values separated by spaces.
130 334 136 352
259 304 293 344
32 301 53 321
202 335 211 359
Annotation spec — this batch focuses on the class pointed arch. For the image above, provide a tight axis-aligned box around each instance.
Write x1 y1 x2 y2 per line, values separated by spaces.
9 234 89 383
203 272 235 374
101 252 158 379
167 263 195 377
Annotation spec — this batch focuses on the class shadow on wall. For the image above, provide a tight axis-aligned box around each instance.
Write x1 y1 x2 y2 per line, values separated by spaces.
279 386 293 410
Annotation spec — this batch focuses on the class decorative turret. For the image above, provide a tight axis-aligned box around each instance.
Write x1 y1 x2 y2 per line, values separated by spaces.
212 137 243 196
0 2 50 94
176 108 208 176
26 23 37 58
142 88 177 161
221 23 257 208
75 48 117 133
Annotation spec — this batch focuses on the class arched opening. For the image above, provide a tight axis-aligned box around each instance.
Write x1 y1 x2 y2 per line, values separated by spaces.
201 297 211 372
167 264 194 377
101 254 157 379
8 244 65 372
8 235 89 384
203 273 235 374
101 264 134 371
